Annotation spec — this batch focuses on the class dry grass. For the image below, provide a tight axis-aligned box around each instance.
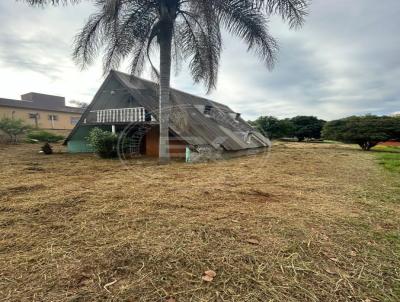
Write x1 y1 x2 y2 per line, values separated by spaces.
0 142 399 302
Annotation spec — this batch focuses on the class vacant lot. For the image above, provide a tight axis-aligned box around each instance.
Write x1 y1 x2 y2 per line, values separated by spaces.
1 142 399 301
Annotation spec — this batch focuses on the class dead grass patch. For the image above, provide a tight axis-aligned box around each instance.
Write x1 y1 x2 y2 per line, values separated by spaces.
0 142 399 301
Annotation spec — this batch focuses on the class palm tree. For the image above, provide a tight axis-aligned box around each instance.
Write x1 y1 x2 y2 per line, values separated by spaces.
21 0 309 163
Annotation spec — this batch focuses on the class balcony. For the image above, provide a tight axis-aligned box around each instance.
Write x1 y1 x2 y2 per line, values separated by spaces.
84 107 157 124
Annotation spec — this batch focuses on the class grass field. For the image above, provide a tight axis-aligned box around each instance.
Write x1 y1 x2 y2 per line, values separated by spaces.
1 142 400 301
373 146 400 174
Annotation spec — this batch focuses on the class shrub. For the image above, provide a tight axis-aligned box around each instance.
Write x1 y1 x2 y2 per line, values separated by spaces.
0 117 32 143
87 128 118 158
41 143 53 155
27 131 64 143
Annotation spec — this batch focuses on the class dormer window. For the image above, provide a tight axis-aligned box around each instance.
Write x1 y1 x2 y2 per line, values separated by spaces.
229 112 241 122
204 105 212 116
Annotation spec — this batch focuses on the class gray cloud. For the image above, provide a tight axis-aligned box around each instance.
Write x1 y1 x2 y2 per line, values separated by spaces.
0 33 66 78
0 1 93 80
205 0 400 120
0 0 399 120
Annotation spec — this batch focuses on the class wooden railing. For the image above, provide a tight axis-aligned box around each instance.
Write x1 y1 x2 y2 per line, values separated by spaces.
90 108 155 123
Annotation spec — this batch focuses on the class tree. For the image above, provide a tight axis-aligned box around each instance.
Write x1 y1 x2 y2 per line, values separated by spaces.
290 116 326 141
0 117 32 143
251 116 294 139
322 115 400 151
21 0 309 162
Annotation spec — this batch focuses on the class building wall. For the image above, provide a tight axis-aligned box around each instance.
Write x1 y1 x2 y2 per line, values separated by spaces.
67 125 114 153
67 123 187 158
67 126 96 153
0 106 82 130
145 126 187 158
90 78 142 111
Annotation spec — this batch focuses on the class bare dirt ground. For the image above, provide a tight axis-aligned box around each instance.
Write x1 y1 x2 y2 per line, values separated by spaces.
1 142 399 302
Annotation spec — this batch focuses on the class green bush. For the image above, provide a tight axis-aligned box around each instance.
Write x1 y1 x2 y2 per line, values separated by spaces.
27 131 64 143
87 128 118 158
0 117 32 143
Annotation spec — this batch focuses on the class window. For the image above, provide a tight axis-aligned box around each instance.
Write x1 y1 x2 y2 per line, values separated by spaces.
70 116 80 125
204 105 212 116
48 114 58 121
230 112 241 122
28 113 39 119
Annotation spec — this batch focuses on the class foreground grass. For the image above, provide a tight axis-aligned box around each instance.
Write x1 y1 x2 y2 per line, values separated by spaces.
0 142 400 301
377 153 400 173
373 145 400 173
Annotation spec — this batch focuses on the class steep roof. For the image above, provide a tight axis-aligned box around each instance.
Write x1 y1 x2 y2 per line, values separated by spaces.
0 97 84 114
65 70 270 151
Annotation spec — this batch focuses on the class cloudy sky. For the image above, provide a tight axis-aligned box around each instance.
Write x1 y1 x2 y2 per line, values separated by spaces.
0 0 399 120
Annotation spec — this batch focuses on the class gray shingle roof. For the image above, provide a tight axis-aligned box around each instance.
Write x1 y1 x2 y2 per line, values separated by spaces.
65 70 270 151
0 97 84 114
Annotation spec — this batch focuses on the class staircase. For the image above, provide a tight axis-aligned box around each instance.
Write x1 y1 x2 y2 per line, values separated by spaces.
118 124 153 156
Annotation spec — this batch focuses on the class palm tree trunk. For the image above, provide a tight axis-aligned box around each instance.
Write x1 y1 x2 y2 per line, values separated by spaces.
158 21 173 163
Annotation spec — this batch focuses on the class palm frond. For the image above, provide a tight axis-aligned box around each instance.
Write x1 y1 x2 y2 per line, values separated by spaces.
18 0 82 6
187 0 222 90
213 0 278 69
73 0 157 73
72 12 105 68
253 0 309 28
70 0 308 91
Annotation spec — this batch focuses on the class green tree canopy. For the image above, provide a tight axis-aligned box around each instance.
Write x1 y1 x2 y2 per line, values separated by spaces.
322 115 400 150
250 116 294 139
290 116 326 141
250 115 326 140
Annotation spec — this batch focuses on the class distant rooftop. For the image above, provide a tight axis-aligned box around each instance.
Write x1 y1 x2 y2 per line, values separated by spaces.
0 92 84 114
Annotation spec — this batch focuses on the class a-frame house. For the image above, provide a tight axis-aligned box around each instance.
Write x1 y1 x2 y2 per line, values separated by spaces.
64 70 270 161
